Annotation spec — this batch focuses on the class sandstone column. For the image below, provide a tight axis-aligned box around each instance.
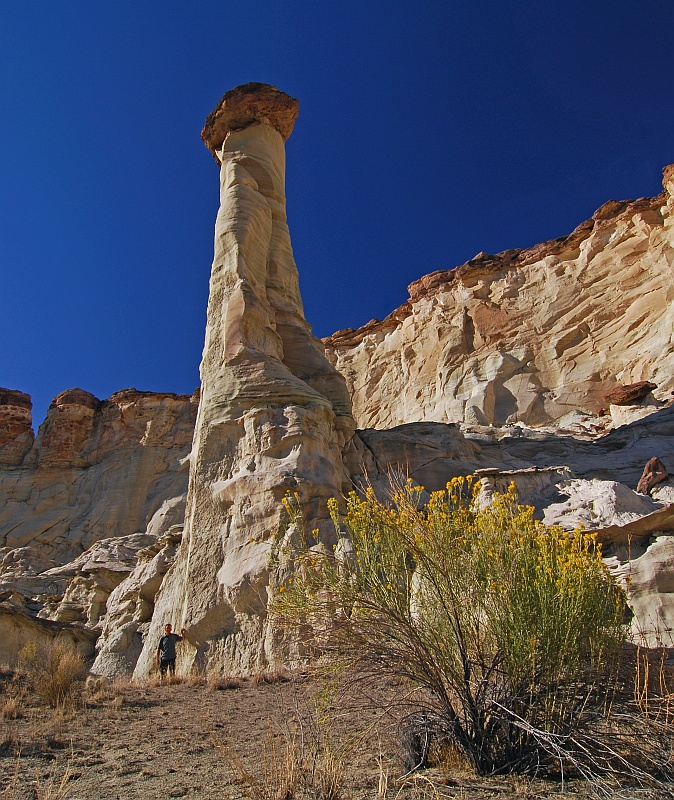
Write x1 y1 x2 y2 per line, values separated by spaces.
134 84 354 677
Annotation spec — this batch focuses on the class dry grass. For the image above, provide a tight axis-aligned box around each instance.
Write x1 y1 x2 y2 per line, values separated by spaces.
311 750 344 800
208 675 246 691
0 759 20 800
34 758 76 800
433 741 474 779
1 694 23 721
180 673 207 687
251 668 293 686
0 754 76 800
18 641 87 709
219 729 302 800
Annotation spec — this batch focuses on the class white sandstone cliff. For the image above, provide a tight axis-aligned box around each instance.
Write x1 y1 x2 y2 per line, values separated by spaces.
325 166 674 430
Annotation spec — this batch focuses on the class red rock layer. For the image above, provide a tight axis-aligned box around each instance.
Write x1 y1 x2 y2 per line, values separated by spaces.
0 389 34 466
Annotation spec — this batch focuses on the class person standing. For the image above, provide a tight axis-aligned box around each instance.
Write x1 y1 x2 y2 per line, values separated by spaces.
156 623 186 678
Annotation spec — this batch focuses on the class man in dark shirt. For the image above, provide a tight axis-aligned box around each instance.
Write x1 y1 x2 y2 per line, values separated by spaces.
156 623 186 678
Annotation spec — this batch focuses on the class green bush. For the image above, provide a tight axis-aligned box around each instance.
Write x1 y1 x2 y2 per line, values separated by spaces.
19 639 87 708
271 479 628 777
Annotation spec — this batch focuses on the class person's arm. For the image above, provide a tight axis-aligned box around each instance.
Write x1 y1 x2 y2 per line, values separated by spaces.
156 640 161 665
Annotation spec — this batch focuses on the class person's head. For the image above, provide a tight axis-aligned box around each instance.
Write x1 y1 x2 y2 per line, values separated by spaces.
165 624 172 634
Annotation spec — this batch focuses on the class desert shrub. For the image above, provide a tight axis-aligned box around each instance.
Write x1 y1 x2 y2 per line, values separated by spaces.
271 479 636 784
18 640 87 708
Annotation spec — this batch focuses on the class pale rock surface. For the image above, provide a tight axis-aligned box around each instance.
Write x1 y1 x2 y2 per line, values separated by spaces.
351 405 674 498
0 389 195 666
0 599 97 666
42 532 158 627
0 388 197 563
475 466 573 513
92 528 182 678
325 168 674 430
608 536 674 647
134 84 355 679
609 398 663 428
542 479 663 531
652 478 674 505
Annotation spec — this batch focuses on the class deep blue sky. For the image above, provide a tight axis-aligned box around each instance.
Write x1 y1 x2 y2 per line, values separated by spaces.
1 2 673 428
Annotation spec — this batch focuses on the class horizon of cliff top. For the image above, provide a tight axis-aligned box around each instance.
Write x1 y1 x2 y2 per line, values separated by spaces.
0 386 201 432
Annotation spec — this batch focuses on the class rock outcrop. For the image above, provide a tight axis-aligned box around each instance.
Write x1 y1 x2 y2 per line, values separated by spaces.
0 389 196 666
133 84 355 678
0 388 197 563
637 457 669 495
325 169 674 430
91 527 183 678
0 389 34 466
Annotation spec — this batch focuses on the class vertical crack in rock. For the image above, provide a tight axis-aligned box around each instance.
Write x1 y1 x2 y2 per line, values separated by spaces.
135 84 355 677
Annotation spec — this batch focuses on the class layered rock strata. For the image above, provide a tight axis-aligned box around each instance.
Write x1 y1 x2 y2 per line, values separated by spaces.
0 388 196 665
0 388 197 564
0 389 34 466
134 84 355 678
325 167 674 429
2 96 674 670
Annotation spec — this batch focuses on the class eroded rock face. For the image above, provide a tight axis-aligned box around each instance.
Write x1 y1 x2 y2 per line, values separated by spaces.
91 527 183 678
325 167 674 429
0 602 97 667
134 84 355 678
3 94 674 668
0 389 34 466
0 388 197 563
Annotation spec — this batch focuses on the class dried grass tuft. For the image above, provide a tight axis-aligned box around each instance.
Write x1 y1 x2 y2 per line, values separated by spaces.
18 641 87 709
34 758 76 800
1 695 22 721
208 675 246 691
251 668 292 686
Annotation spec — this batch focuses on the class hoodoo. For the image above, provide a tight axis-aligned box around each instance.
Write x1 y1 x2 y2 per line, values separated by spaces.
134 84 355 677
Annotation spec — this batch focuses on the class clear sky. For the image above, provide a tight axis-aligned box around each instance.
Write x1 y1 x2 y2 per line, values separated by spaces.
1 2 673 428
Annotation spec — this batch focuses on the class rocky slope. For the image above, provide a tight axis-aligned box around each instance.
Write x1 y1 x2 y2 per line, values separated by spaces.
325 165 674 430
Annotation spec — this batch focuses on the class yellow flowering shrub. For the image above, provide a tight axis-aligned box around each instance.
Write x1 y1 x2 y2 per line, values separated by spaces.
271 478 628 775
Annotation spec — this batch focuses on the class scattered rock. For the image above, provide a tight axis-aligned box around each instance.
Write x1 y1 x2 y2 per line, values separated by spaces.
637 457 668 495
604 381 658 406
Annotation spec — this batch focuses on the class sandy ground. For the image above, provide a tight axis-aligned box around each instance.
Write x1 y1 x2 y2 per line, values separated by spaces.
0 668 642 800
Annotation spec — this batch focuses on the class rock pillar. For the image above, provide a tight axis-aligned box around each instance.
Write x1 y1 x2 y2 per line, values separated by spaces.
135 84 354 677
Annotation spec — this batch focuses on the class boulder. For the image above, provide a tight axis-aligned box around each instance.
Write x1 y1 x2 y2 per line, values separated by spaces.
637 457 669 495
